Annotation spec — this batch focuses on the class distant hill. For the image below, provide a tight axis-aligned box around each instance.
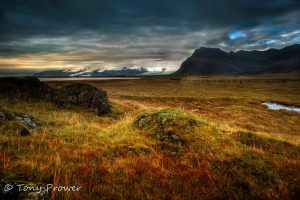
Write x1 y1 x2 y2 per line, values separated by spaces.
34 66 172 77
90 66 148 76
174 44 300 76
33 70 72 77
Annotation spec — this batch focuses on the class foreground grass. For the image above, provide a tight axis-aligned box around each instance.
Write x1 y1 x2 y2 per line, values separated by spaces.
1 75 300 199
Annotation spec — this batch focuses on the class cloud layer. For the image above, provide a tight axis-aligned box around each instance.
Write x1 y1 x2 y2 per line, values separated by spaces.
0 0 300 72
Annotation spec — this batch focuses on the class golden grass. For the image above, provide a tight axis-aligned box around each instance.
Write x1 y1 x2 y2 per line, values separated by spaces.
0 75 300 199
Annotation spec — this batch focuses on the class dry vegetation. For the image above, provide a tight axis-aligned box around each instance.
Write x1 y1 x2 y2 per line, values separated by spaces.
1 75 300 199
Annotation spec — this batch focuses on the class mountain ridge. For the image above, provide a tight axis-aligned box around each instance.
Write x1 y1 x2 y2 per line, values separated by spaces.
34 66 172 77
174 44 300 76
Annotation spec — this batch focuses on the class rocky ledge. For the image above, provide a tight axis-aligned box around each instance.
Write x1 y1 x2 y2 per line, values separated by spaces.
0 77 111 115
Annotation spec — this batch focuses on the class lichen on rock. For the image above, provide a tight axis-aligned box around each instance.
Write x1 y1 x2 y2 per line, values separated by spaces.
0 110 39 136
134 109 202 154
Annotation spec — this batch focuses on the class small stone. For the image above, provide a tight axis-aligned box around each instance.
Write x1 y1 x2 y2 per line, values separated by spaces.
170 133 180 140
20 128 30 136
186 119 198 127
0 112 5 121
15 115 37 130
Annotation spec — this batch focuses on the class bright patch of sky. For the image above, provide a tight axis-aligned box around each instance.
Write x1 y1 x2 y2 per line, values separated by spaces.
228 31 247 40
265 39 278 45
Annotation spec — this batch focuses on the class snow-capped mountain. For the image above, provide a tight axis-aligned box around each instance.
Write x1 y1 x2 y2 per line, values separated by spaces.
66 66 105 76
34 66 173 77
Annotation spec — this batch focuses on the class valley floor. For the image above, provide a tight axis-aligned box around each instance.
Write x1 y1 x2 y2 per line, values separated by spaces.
1 75 300 199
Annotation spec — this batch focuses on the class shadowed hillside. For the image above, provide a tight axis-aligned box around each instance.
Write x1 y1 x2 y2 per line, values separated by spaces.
174 44 300 76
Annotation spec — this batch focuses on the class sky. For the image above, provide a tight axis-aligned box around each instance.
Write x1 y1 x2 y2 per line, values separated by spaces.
0 0 300 73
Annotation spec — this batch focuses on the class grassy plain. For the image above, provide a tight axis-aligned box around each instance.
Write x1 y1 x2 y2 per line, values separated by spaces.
1 75 300 199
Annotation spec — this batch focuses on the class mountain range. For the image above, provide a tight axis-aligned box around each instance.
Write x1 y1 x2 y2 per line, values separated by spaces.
174 44 300 76
34 44 300 77
34 66 172 77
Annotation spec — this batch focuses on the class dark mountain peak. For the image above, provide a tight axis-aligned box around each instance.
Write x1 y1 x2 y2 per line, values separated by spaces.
198 46 220 51
193 47 227 57
264 48 279 54
281 43 300 51
174 44 300 76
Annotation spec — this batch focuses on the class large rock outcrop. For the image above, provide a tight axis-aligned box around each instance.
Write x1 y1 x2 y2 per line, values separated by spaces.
54 83 111 115
0 77 111 115
0 77 58 102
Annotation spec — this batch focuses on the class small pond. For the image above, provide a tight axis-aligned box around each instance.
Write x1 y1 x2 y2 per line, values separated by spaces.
262 102 300 113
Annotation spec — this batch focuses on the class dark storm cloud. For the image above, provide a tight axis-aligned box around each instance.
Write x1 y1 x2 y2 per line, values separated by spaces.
1 0 299 38
0 0 300 71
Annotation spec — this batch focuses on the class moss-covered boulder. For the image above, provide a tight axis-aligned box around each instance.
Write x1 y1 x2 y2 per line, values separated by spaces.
0 110 39 136
53 83 111 115
134 109 202 154
0 77 111 116
0 77 58 103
